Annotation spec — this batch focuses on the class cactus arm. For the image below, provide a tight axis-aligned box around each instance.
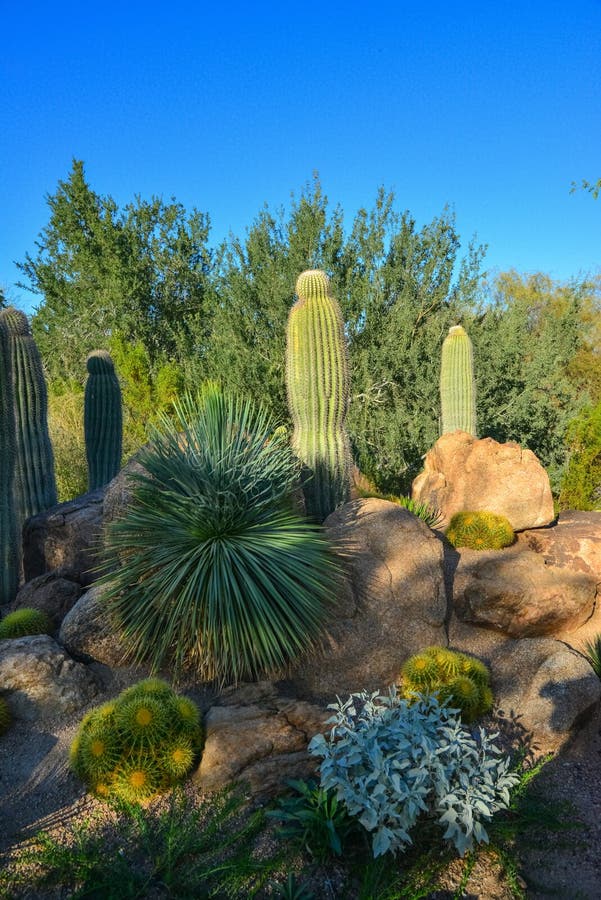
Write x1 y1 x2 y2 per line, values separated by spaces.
0 318 18 603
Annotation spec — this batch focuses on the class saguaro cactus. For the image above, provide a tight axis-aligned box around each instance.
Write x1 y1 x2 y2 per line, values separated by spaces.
0 307 57 523
84 350 123 491
0 318 18 604
285 269 351 521
439 324 477 436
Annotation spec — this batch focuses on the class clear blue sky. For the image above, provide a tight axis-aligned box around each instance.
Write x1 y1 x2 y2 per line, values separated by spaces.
2 0 600 313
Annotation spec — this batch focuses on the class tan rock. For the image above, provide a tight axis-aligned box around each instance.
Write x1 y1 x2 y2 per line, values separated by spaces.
58 585 130 667
411 431 555 531
517 510 601 581
0 634 97 720
287 498 448 700
194 682 328 797
103 457 149 527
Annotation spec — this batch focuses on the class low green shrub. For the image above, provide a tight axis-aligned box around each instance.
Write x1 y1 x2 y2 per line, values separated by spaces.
400 645 493 723
309 688 518 858
355 487 444 529
100 384 340 684
267 778 359 862
445 510 515 550
69 678 202 803
0 608 53 639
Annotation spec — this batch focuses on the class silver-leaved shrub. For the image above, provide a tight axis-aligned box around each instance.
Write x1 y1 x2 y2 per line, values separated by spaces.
308 688 519 857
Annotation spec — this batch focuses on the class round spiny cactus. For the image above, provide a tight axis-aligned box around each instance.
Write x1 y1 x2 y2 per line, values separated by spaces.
0 696 11 735
445 510 515 551
400 647 493 723
70 680 203 803
0 608 53 640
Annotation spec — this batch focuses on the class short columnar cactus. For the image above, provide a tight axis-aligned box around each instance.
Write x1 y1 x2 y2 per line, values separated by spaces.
70 679 203 802
0 318 18 605
440 324 477 437
285 270 351 522
0 307 57 522
399 646 493 723
445 510 515 550
84 350 123 491
0 608 53 639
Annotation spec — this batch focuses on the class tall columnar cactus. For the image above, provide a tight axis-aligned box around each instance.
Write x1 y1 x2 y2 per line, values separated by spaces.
84 350 123 491
439 324 477 437
0 318 18 604
0 307 57 524
285 270 351 522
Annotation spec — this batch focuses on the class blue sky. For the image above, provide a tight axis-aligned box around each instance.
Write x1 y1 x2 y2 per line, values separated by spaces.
2 1 600 313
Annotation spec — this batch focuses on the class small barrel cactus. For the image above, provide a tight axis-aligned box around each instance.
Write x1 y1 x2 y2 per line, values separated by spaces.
70 678 203 802
285 270 351 522
0 696 11 735
84 350 123 491
400 646 493 723
445 510 515 550
0 608 53 639
440 324 477 437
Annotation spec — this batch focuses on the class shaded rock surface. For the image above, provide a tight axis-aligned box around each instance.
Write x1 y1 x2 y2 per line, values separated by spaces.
22 489 105 586
59 585 130 667
0 634 97 721
412 431 555 531
288 498 447 700
102 456 149 527
194 682 329 797
453 545 597 637
10 573 83 629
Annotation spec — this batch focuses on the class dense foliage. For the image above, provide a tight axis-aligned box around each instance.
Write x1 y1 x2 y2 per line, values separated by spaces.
309 689 519 857
15 161 601 502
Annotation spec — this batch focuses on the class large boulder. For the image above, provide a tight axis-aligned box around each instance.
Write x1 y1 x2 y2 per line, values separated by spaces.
517 510 601 581
11 573 83 629
22 489 105 586
59 584 130 667
411 431 555 531
287 498 447 701
194 682 329 798
453 545 597 637
0 634 97 720
103 457 149 527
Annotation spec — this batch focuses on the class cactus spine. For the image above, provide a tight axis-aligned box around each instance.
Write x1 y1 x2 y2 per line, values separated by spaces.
0 307 57 524
0 318 18 604
84 350 122 490
439 324 477 436
285 270 351 522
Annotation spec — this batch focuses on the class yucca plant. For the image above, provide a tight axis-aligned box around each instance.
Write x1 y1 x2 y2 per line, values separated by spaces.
100 384 340 684
583 634 601 679
355 487 444 529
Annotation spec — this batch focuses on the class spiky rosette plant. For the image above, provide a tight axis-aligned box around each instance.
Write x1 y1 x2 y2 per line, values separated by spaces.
0 307 57 522
84 350 123 491
399 646 493 723
70 680 202 802
0 696 11 736
445 510 515 550
439 324 477 437
285 270 351 522
0 608 53 639
99 384 340 684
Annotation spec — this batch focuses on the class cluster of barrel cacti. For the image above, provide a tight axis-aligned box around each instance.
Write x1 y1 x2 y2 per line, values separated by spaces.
285 270 351 522
446 510 515 550
0 306 123 605
0 608 53 639
399 646 493 723
70 678 203 802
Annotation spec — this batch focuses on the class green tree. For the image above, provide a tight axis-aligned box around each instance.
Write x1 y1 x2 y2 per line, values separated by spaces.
470 271 599 492
17 160 214 384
